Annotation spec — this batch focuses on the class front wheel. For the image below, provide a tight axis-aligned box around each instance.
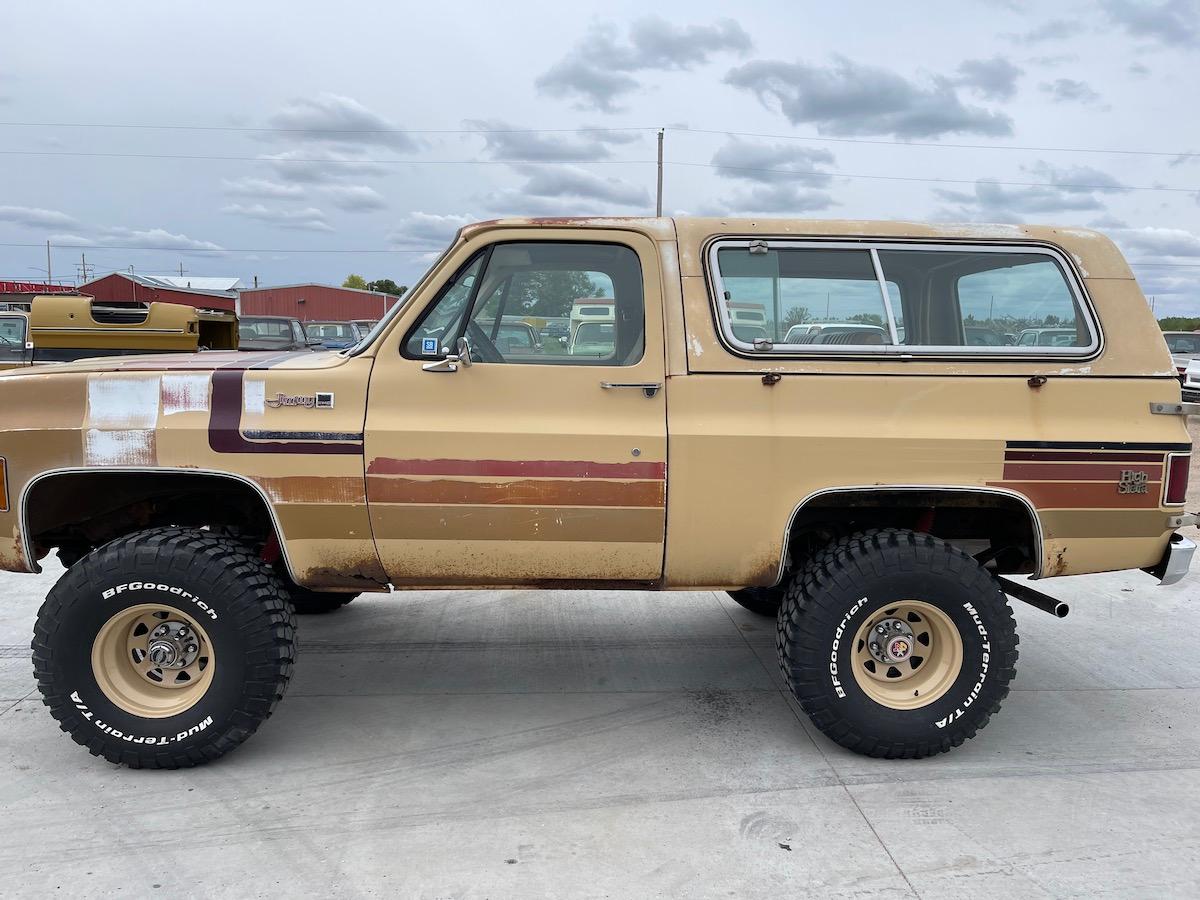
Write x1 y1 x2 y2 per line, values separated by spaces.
32 528 297 768
777 529 1018 758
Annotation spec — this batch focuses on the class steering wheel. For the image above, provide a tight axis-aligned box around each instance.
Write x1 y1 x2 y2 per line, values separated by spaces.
464 320 504 364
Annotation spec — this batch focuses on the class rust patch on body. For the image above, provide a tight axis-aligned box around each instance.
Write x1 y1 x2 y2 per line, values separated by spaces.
367 476 664 508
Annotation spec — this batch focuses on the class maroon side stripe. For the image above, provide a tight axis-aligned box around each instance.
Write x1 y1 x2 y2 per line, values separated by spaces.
1004 450 1166 463
209 370 362 455
368 457 666 479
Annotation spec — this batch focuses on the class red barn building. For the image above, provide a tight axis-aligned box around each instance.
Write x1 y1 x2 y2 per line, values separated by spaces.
79 273 238 312
238 283 401 322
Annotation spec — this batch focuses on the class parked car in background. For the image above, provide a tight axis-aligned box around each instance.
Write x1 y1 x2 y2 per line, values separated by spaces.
965 326 1009 346
783 322 889 344
1017 327 1079 347
238 315 317 351
476 318 543 356
303 321 364 350
1163 331 1200 382
351 319 378 333
1184 358 1200 402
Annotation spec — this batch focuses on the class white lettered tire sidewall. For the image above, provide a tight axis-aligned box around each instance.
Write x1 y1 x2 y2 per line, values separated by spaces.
60 581 246 752
823 578 1004 746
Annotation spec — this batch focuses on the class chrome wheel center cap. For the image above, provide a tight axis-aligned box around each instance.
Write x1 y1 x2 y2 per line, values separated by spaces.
143 621 200 670
867 618 916 664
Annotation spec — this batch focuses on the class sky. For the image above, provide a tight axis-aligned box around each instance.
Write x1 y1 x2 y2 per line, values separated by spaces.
0 0 1198 316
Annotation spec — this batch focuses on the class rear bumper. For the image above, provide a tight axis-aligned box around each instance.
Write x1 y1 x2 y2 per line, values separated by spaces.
1182 386 1200 403
1145 532 1197 586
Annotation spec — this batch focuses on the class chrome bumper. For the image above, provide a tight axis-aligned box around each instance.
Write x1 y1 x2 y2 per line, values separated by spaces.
1145 533 1197 586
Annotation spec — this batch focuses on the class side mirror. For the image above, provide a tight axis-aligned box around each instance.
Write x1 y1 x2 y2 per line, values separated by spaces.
422 336 473 373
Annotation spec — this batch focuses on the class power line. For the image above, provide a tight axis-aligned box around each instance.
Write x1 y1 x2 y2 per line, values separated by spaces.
0 120 1196 159
2 241 1199 267
1 149 1195 195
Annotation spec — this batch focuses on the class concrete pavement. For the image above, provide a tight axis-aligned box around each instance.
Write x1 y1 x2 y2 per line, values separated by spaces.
1 558 1198 898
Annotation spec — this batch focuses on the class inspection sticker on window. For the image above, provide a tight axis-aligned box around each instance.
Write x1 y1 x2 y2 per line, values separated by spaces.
421 338 438 355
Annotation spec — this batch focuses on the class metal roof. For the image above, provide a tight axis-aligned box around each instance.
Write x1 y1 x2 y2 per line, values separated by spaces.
81 272 241 297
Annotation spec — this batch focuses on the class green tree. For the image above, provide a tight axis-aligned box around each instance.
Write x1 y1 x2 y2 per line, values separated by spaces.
512 271 598 318
343 274 368 290
1159 316 1200 331
367 279 408 297
848 312 884 327
783 306 811 330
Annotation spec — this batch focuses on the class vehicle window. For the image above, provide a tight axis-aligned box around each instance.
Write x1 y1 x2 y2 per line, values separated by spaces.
242 319 293 340
0 315 26 346
293 321 306 343
876 250 1090 350
406 242 644 366
307 323 355 340
715 247 894 348
1166 334 1200 354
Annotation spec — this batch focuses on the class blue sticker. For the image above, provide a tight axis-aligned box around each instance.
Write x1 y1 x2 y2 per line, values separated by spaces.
421 338 438 355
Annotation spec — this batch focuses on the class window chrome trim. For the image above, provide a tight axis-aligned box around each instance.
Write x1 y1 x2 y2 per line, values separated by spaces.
18 467 303 584
775 484 1046 586
706 238 1103 361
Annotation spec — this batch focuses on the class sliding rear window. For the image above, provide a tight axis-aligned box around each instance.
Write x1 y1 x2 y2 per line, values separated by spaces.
709 240 1098 357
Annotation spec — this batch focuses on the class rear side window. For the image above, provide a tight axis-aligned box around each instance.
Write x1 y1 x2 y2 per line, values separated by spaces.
709 241 1097 356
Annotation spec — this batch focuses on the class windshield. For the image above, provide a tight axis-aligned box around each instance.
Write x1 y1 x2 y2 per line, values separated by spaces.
0 315 26 346
1165 333 1200 354
241 318 294 339
306 323 356 340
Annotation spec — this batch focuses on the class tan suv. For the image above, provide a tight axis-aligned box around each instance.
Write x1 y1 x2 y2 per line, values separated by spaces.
1 218 1194 768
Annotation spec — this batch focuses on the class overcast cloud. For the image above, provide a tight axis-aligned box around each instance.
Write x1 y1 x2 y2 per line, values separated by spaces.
0 1 1197 315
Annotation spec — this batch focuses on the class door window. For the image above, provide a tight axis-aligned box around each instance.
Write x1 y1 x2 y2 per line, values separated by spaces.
405 242 644 365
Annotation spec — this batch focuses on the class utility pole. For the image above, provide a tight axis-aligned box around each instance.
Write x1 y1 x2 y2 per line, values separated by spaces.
76 252 94 285
46 240 52 287
655 128 664 217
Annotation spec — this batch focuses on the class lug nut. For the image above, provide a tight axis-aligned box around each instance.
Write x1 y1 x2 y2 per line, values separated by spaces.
894 622 904 631
876 625 888 635
186 644 197 654
870 642 880 653
177 626 189 638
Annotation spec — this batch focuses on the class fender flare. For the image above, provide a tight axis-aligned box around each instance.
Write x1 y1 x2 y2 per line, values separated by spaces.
777 484 1045 585
18 466 301 584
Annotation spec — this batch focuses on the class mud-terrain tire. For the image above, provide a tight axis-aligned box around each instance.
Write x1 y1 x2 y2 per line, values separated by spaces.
31 528 297 768
727 586 785 617
287 588 358 615
777 529 1018 759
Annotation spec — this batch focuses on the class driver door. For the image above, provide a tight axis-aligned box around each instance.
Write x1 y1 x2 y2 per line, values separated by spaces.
364 229 668 586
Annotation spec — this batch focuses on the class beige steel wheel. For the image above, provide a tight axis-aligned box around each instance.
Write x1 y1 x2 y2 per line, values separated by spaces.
91 604 215 719
850 600 963 710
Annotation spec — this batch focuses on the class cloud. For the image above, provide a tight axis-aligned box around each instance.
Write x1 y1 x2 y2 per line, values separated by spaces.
97 227 224 252
724 56 1013 139
511 164 649 206
1108 225 1200 257
537 17 752 111
388 212 477 246
933 163 1130 221
478 164 650 216
318 184 386 212
1040 77 1103 104
710 138 835 187
956 57 1023 101
464 119 642 161
221 203 334 232
258 148 387 184
718 183 838 215
0 205 79 229
1004 19 1076 43
220 177 305 199
1100 0 1199 47
1128 61 1152 76
266 92 417 150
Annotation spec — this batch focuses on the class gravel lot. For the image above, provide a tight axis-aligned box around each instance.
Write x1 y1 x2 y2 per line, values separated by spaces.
1 544 1198 898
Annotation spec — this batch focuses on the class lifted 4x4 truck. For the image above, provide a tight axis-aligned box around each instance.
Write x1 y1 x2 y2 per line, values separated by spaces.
1 218 1195 768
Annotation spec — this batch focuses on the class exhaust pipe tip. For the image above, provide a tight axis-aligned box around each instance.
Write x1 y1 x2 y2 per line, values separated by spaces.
1053 602 1069 618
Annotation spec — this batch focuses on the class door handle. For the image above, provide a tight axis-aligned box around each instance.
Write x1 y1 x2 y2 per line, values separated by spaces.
600 381 662 398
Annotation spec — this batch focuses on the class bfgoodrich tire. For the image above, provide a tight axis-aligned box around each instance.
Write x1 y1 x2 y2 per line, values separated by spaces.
31 528 297 768
777 529 1018 759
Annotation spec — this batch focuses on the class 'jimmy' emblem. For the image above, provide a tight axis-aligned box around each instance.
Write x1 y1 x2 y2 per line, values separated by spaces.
1117 470 1148 494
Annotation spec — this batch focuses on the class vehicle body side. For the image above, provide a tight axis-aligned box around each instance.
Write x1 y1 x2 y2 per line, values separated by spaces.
0 218 1190 592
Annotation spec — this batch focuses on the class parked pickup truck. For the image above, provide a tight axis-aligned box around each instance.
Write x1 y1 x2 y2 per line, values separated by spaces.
0 296 238 370
1 218 1195 768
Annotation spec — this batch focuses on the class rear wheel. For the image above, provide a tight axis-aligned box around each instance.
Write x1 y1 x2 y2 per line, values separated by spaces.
777 529 1018 758
32 528 296 768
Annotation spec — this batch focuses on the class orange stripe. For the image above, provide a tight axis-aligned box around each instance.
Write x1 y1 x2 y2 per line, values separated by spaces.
988 481 1163 508
368 476 664 508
